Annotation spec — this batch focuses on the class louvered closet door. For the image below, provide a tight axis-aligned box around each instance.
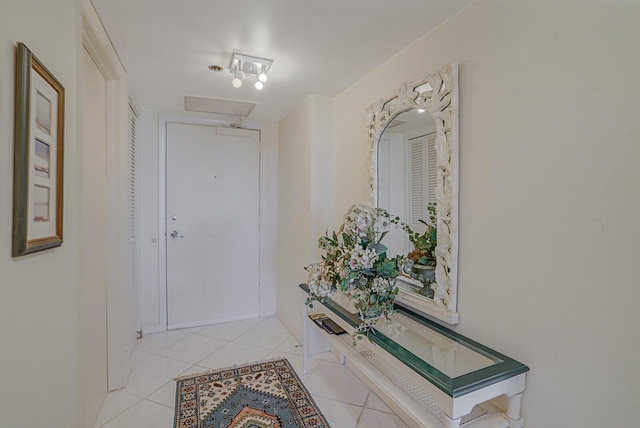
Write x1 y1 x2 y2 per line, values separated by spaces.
127 103 138 347
128 105 137 244
408 132 437 230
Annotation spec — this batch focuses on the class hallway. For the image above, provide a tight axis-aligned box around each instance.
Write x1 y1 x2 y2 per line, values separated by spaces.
94 317 408 427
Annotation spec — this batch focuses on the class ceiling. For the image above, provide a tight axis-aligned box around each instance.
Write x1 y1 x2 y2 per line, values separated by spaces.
91 0 472 122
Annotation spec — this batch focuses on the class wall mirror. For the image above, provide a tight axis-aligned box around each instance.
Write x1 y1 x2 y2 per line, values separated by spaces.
366 63 459 324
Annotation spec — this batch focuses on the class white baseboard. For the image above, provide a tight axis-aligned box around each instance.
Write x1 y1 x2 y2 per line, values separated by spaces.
167 313 260 331
142 323 165 335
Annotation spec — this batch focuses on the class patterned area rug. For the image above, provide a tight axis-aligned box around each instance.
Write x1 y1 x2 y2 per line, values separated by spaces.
174 358 330 428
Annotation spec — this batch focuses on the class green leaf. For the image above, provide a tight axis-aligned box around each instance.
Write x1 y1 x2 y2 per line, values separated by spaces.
361 269 375 277
370 242 387 255
342 233 352 247
376 261 397 277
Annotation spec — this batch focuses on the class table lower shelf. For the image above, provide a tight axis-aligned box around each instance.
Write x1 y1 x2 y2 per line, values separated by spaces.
316 326 512 428
302 299 524 428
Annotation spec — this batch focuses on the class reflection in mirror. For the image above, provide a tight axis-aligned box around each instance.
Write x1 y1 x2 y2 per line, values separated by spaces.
378 109 436 258
378 109 438 298
366 63 459 324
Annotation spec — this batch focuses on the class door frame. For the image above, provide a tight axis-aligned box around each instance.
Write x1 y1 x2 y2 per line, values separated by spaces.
82 1 136 391
157 116 264 331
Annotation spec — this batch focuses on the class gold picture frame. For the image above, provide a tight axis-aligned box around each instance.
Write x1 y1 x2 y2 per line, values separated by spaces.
12 42 65 256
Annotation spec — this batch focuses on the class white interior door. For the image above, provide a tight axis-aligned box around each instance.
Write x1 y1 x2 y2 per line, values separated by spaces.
166 123 260 328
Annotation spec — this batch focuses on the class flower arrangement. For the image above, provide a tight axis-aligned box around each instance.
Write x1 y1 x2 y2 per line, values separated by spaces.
305 204 405 334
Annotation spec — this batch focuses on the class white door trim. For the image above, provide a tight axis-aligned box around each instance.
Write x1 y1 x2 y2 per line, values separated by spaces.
82 0 134 391
156 116 263 333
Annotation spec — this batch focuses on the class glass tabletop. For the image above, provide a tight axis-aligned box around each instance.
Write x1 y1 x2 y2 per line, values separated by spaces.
375 313 500 378
300 284 529 397
328 291 499 378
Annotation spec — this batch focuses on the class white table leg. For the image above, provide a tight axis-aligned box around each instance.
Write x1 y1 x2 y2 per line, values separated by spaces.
505 392 524 427
443 414 461 428
302 301 309 374
506 392 523 419
340 353 345 365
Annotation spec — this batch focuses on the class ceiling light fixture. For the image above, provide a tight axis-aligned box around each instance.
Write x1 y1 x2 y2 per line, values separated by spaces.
232 67 245 88
258 66 268 83
230 52 273 90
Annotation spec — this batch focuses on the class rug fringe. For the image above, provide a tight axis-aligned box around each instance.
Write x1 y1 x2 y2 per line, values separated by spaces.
173 355 287 381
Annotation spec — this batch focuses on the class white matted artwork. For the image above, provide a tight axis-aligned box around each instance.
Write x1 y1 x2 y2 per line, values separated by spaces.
12 42 65 257
32 185 50 222
35 90 52 135
34 139 50 178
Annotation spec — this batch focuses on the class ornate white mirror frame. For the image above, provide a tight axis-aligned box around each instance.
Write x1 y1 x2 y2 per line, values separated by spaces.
366 63 459 324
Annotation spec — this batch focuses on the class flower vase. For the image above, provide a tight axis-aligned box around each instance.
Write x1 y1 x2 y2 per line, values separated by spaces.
411 264 436 283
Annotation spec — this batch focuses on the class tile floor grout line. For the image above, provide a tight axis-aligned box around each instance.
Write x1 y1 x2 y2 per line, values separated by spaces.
271 333 295 353
143 397 174 410
355 401 367 427
158 339 233 366
94 393 143 428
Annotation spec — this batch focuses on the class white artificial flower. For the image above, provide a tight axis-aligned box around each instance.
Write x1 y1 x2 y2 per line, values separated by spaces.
343 204 376 240
371 277 390 294
310 277 335 298
349 244 377 270
307 264 335 299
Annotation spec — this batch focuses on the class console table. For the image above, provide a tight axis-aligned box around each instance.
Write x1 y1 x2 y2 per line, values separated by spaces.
299 284 529 428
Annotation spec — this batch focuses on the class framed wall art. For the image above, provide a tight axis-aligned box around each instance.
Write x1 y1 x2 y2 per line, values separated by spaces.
12 42 65 257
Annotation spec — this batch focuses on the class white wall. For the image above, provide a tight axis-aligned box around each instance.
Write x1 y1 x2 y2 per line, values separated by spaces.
276 95 334 339
259 121 279 316
331 0 640 426
310 96 335 262
136 111 279 332
0 0 83 426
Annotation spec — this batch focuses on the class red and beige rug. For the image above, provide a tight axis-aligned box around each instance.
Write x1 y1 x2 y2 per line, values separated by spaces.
174 358 330 428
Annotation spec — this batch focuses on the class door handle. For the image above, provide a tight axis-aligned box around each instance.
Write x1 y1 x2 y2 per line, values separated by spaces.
170 230 184 238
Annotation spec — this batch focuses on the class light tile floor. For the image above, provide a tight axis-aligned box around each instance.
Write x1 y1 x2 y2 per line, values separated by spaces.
94 316 408 428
